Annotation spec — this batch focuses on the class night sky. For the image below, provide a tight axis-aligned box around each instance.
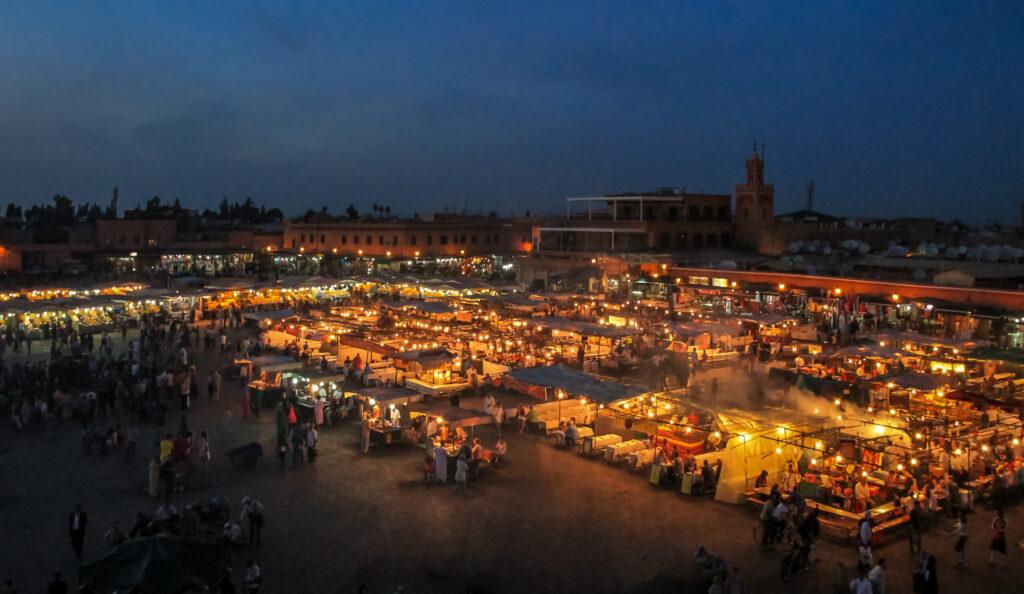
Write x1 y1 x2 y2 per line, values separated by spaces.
0 2 1020 222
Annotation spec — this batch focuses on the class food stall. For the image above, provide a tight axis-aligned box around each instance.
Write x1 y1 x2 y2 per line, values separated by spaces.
393 348 467 396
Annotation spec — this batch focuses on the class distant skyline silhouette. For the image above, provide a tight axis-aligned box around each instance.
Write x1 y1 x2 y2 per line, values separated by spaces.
0 2 1020 223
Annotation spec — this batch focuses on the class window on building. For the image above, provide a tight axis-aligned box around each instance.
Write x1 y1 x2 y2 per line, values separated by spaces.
133 235 140 244
119 235 126 245
460 235 467 244
392 235 398 246
718 206 729 220
703 206 713 219
644 207 654 220
440 235 448 245
471 235 477 244
692 233 703 248
410 235 417 246
688 206 700 220
300 233 305 242
668 207 679 221
379 235 384 246
658 233 670 249
320 234 325 244
706 233 718 247
366 235 372 245
675 233 687 248
721 233 732 246
426 235 433 246
621 205 633 219
353 235 359 245
291 238 296 247
341 235 347 245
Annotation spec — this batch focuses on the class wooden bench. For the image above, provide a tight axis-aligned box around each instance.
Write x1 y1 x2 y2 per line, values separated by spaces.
871 514 910 544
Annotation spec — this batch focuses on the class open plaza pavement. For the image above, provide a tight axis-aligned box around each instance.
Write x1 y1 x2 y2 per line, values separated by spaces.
1 328 1022 593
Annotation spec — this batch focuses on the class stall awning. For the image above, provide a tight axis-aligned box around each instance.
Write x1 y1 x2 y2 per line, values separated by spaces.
339 336 399 357
966 346 1024 364
877 371 953 391
283 368 346 384
392 348 454 369
383 300 456 314
406 403 492 427
248 354 302 372
669 320 742 338
532 317 633 338
352 385 423 404
505 364 646 404
738 312 798 326
243 309 296 322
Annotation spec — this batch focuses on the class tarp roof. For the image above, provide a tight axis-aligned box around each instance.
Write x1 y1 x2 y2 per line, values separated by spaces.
248 354 302 372
350 385 422 404
738 312 798 326
383 300 455 314
505 364 646 404
78 535 227 594
532 317 633 338
669 320 742 337
877 371 953 391
828 343 904 358
406 403 493 427
391 348 454 369
242 309 296 322
969 346 1024 364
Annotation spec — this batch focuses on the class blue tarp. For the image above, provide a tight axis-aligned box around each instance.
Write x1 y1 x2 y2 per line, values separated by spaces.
505 364 646 404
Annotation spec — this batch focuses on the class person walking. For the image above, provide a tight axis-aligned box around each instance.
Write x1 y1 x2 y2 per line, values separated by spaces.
47 571 68 594
305 423 318 462
990 508 1007 568
218 567 236 594
857 510 873 570
723 567 743 594
952 510 969 567
908 499 924 555
68 504 87 561
868 558 887 594
243 559 261 593
913 551 938 594
290 428 304 466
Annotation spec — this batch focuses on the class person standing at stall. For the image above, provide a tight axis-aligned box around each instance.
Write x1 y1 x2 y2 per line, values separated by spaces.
432 442 449 484
454 453 468 496
360 413 372 454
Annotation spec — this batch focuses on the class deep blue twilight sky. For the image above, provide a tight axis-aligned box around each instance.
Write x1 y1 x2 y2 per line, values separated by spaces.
0 2 1021 222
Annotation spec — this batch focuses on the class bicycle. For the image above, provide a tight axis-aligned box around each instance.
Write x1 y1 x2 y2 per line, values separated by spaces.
753 521 766 545
780 539 809 582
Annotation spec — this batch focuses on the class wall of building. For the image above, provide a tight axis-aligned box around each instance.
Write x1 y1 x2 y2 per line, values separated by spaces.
282 219 530 257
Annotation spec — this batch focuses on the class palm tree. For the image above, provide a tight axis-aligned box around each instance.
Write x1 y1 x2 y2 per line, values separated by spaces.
384 206 391 218
372 204 379 218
